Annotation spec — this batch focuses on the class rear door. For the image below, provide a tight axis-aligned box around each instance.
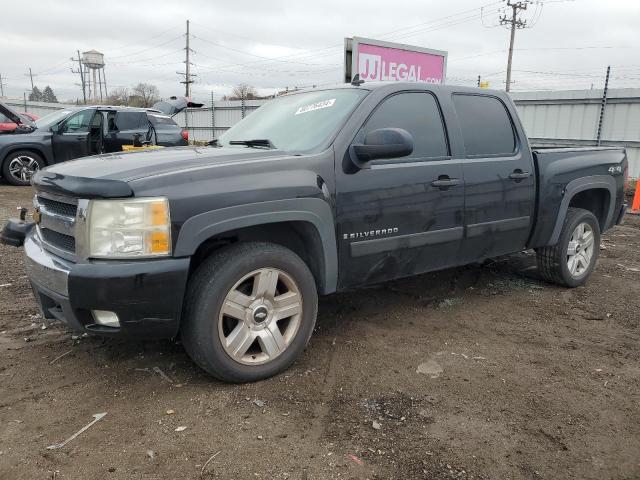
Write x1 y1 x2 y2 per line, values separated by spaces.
452 93 535 262
105 111 146 151
51 109 94 161
336 90 465 289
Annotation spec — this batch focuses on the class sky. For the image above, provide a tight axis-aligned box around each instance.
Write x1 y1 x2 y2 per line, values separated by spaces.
1 0 639 103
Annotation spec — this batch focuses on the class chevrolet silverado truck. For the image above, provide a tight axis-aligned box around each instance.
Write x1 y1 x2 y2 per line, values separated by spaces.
1 82 628 383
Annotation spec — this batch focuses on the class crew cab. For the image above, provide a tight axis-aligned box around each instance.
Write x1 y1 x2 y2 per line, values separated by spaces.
0 99 194 186
1 82 628 383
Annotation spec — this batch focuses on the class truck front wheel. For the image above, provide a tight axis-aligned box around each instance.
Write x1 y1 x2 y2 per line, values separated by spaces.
536 207 600 287
181 242 318 383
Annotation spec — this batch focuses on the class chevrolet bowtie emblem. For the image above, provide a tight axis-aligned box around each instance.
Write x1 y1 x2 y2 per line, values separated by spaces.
32 208 41 224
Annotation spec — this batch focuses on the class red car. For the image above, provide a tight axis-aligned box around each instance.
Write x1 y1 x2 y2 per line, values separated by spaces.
0 110 38 133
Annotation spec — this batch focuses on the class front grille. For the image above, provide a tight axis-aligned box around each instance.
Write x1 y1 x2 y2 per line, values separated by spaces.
37 196 78 217
35 192 78 258
41 228 76 253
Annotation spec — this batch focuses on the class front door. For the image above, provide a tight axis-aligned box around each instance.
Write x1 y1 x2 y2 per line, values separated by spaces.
336 91 465 289
52 109 94 162
452 93 535 262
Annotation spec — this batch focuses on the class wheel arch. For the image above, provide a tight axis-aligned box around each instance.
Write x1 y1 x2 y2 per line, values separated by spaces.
2 144 49 163
548 175 616 245
174 198 338 294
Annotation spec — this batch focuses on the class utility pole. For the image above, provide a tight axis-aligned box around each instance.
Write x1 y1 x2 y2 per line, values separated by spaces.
28 67 35 91
185 20 191 98
0 74 5 97
71 50 86 104
477 75 481 87
211 90 215 139
500 1 530 92
596 65 611 147
177 20 195 98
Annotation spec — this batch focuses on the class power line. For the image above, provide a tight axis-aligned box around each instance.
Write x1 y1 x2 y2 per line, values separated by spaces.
109 34 184 60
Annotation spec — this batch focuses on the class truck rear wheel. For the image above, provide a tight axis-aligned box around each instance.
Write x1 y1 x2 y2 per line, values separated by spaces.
536 207 600 287
181 242 318 383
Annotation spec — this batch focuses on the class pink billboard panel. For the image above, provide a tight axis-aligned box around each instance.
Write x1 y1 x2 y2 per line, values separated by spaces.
352 38 446 84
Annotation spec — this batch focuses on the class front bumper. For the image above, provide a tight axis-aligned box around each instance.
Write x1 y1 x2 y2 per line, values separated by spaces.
24 232 190 338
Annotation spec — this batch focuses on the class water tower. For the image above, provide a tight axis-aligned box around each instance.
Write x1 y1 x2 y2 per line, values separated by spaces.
82 50 107 102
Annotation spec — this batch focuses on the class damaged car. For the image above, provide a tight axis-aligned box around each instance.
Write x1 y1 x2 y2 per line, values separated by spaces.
0 97 200 186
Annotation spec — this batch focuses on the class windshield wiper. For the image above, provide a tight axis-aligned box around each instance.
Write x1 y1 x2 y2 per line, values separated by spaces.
228 139 276 149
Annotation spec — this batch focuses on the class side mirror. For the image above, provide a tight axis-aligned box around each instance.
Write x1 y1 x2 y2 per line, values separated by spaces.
351 128 414 167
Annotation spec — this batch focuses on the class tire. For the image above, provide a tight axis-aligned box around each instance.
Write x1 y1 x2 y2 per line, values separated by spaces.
536 207 600 287
2 150 45 186
181 242 318 383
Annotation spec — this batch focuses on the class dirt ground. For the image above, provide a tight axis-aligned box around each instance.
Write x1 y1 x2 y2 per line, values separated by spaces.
0 183 638 480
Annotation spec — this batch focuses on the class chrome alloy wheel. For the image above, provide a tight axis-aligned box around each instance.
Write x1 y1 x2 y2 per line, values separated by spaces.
567 222 595 278
218 268 303 365
8 155 39 183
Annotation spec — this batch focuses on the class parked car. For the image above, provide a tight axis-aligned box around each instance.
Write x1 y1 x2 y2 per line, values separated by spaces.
0 97 197 186
0 110 38 133
1 82 628 383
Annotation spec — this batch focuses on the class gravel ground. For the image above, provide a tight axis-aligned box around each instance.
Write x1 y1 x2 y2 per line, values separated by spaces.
0 183 639 480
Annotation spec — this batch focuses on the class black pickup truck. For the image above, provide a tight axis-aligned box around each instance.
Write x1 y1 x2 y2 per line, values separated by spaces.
1 82 628 382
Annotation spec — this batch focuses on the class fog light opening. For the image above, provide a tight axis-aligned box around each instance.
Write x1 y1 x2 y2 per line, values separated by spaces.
92 310 120 328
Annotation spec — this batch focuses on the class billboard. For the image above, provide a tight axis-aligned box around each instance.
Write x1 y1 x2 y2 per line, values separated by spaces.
344 37 447 84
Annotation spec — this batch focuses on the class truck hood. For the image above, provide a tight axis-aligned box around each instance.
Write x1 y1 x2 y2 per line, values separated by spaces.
0 101 26 124
33 146 289 198
0 101 36 134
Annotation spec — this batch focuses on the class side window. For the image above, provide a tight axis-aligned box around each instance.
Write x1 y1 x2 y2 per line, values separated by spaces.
62 110 93 133
114 112 143 131
0 113 9 123
363 92 449 160
453 94 516 156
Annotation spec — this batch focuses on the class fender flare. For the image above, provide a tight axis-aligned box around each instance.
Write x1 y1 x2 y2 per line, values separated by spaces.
174 198 338 294
548 175 616 245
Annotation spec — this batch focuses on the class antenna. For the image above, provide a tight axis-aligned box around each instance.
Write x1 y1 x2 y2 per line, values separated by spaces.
351 74 365 86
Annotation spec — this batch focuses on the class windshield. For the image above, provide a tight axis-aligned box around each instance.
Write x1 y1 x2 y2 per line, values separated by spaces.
34 109 74 129
217 88 368 152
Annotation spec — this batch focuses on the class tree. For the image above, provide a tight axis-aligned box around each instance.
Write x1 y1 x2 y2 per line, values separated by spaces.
42 86 58 103
28 86 43 102
129 83 159 108
106 87 130 106
224 83 265 100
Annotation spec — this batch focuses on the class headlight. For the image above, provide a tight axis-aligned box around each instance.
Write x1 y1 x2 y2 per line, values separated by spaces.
88 197 171 258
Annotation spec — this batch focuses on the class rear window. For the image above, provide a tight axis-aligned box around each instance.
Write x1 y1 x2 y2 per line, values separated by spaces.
114 112 144 131
453 94 516 156
148 114 177 126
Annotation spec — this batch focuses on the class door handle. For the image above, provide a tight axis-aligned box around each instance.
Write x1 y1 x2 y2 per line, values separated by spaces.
431 177 461 188
509 170 531 180
76 136 85 141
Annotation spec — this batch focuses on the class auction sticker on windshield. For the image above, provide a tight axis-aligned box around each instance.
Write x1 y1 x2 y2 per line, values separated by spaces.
295 99 336 115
